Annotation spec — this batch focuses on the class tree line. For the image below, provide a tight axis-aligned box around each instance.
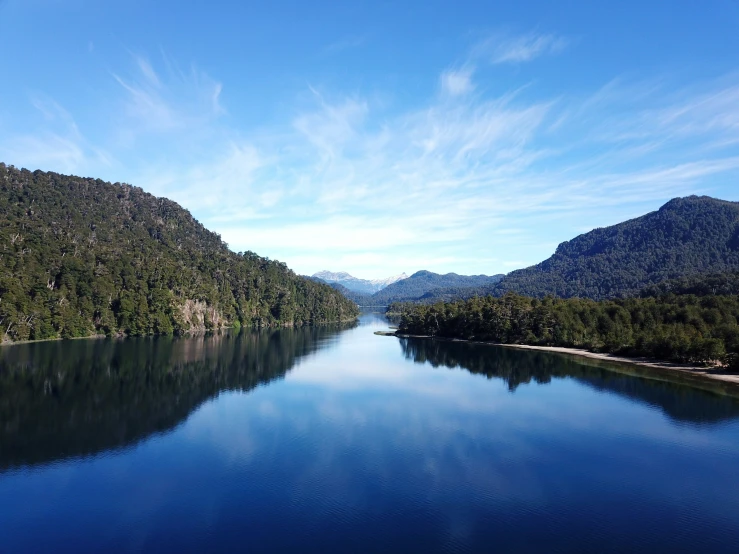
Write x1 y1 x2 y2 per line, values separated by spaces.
393 291 739 369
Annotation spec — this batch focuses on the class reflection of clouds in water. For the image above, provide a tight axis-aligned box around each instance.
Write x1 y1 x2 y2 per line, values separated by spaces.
121 317 739 546
5 315 739 552
182 381 558 536
177 329 739 545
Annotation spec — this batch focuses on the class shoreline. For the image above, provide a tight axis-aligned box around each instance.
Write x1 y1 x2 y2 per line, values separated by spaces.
386 332 739 388
1 318 360 347
498 343 739 385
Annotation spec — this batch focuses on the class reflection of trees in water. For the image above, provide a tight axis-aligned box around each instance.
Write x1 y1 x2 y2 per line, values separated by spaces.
0 322 356 471
400 337 739 425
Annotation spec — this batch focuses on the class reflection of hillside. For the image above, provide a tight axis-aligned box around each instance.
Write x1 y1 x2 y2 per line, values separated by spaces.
400 338 739 425
0 323 355 471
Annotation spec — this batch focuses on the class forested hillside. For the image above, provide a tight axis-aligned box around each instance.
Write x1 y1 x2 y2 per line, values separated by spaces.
640 270 739 298
394 291 739 368
416 281 507 303
370 270 504 304
492 196 739 299
0 164 358 342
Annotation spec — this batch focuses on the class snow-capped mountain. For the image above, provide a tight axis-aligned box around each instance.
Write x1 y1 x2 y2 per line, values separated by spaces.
368 273 408 288
312 271 408 294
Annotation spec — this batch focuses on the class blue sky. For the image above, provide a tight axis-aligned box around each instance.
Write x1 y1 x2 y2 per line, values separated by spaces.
1 0 739 279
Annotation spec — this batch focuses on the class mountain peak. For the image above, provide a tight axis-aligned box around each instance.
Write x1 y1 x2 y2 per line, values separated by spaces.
659 195 737 213
496 194 739 300
369 273 409 287
312 270 408 294
313 270 354 281
410 270 437 278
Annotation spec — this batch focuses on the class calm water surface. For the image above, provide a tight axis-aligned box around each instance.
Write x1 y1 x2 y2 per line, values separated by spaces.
2 313 739 553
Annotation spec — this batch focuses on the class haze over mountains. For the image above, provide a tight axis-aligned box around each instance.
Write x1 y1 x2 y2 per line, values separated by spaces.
372 271 505 305
312 271 408 294
317 196 739 306
313 270 506 305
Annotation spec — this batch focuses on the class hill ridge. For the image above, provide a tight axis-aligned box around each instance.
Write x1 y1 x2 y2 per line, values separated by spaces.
492 195 739 300
0 163 358 342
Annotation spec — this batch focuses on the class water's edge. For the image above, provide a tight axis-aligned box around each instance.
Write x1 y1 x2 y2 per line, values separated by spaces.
384 331 739 398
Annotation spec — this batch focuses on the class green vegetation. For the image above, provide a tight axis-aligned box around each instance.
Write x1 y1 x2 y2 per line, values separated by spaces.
369 270 504 304
394 290 739 368
489 196 739 300
640 270 739 298
330 196 739 307
0 164 358 342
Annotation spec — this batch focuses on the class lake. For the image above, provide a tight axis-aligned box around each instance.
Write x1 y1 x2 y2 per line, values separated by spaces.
1 312 739 553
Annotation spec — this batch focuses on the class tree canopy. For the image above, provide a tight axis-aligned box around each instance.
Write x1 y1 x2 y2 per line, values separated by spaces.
394 287 739 368
489 196 739 299
0 164 358 342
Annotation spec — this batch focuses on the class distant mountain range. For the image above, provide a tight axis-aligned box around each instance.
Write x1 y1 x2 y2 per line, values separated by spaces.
491 195 739 300
320 195 739 306
371 271 505 304
313 270 505 305
312 270 408 294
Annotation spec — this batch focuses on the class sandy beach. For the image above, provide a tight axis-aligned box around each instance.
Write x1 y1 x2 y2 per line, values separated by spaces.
497 343 739 385
385 331 739 388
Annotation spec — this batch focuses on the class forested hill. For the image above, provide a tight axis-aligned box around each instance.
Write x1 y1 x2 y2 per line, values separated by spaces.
0 164 358 342
370 270 504 304
493 196 739 300
394 292 739 368
640 270 739 298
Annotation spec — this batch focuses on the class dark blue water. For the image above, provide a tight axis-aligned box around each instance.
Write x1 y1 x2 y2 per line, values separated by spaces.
2 313 739 553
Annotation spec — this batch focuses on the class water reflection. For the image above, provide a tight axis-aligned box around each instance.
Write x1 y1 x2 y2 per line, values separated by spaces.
2 317 739 552
400 337 739 424
0 323 355 470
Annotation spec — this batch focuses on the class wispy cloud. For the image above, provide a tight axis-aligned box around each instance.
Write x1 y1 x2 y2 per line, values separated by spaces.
440 67 475 96
111 54 223 137
0 94 112 174
3 48 739 278
210 71 739 276
477 32 568 64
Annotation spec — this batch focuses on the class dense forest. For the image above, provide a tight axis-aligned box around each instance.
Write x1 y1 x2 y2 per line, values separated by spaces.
415 281 507 304
393 288 739 369
485 196 739 300
640 270 739 298
0 164 358 342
